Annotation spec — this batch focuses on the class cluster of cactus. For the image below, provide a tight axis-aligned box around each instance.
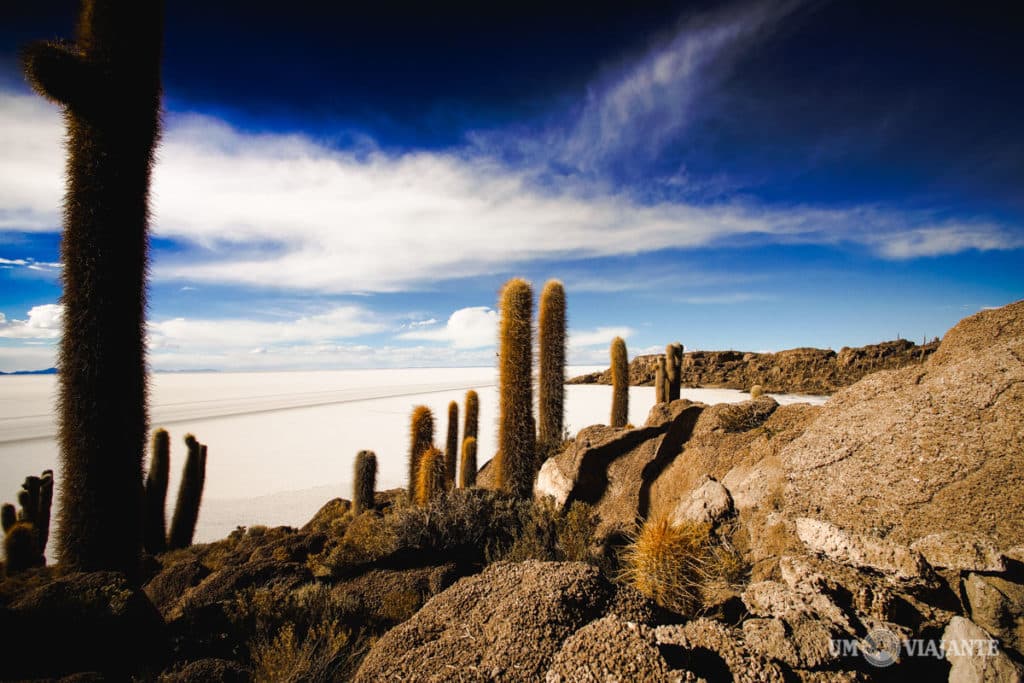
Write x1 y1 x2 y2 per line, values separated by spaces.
405 389 481 506
141 430 209 553
2 470 54 574
22 0 164 577
610 337 630 428
353 450 377 514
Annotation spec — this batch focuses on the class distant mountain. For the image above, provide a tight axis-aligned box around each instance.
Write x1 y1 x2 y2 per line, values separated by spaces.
0 367 58 376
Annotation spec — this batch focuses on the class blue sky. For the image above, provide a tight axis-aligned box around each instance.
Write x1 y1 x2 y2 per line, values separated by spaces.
0 0 1022 371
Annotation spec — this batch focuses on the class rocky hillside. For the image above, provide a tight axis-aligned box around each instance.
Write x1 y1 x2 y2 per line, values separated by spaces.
569 338 939 394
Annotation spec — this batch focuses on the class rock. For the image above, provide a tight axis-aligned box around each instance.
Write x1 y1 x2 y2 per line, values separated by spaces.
783 301 1024 549
3 571 166 680
331 563 469 624
302 497 351 533
741 617 838 669
144 559 211 617
172 560 311 618
942 616 1023 683
158 658 250 682
353 561 612 682
545 615 682 682
707 396 779 434
535 457 575 508
911 533 1007 572
964 573 1024 656
795 518 930 580
654 618 787 683
669 475 734 526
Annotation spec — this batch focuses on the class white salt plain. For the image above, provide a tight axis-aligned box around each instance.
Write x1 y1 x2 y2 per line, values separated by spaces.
0 368 826 555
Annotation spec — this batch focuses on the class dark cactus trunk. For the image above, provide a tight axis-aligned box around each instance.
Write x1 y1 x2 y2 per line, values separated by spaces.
611 337 629 428
143 429 169 554
353 450 377 514
21 0 163 578
168 435 205 550
444 401 459 488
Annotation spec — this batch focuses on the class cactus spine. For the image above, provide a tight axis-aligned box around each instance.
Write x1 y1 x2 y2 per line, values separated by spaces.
655 357 666 403
497 278 536 497
611 337 629 428
464 390 479 443
538 280 566 452
666 343 683 401
144 429 170 554
22 0 163 577
415 447 445 506
444 401 459 488
353 450 377 515
408 406 434 497
459 437 478 488
168 434 206 550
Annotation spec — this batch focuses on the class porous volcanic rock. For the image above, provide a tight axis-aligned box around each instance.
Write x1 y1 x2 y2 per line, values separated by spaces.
545 615 684 682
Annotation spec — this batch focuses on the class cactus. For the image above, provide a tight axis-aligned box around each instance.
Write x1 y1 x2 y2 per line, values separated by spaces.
168 434 206 550
4 522 37 576
459 437 478 488
21 0 163 576
1 504 15 533
538 279 566 451
415 447 445 506
5 472 55 565
666 343 683 401
610 337 629 428
750 384 764 398
444 401 459 488
37 470 53 559
655 357 666 403
353 450 377 514
497 278 536 498
143 429 170 554
464 390 479 443
408 405 434 496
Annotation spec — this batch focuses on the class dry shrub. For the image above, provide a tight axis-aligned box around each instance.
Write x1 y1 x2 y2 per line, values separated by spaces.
391 488 525 560
500 499 598 563
307 512 396 578
717 400 776 433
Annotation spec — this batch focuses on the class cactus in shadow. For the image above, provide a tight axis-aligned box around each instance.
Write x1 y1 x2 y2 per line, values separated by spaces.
464 390 479 443
20 0 164 577
1 504 15 534
666 343 683 401
168 434 206 550
611 337 629 428
444 401 459 488
4 522 37 576
408 406 434 497
353 450 377 515
415 447 445 506
4 472 55 565
497 278 536 498
143 429 170 554
459 437 478 489
538 280 566 452
655 357 667 404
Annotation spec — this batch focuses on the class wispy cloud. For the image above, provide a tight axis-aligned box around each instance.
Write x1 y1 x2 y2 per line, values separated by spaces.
569 326 634 350
397 307 497 348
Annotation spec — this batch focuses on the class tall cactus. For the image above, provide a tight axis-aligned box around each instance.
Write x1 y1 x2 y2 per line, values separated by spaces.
168 434 206 550
538 280 566 452
464 390 479 443
666 343 683 401
655 357 666 403
459 437 478 488
611 337 629 428
497 278 536 498
353 450 377 515
143 429 170 554
21 0 163 576
415 447 445 506
408 405 434 497
444 401 459 488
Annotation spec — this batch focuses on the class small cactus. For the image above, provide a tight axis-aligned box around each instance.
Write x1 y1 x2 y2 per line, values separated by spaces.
464 390 479 443
168 434 206 550
444 401 459 488
610 337 629 428
497 278 536 497
6 471 54 565
415 447 445 506
144 428 170 554
1 504 15 533
750 385 764 398
538 279 566 450
353 450 377 514
459 437 478 489
408 406 434 496
4 522 37 575
666 343 683 401
655 357 666 403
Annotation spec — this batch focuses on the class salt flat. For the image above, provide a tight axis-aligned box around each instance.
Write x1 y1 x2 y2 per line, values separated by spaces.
0 368 825 550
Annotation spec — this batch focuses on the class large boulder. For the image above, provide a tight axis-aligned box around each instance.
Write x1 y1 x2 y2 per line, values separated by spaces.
354 561 612 682
963 573 1024 657
654 619 787 683
545 615 683 682
943 616 1024 683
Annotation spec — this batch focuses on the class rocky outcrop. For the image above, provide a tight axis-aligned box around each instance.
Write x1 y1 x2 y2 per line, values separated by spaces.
545 615 681 682
943 616 1024 682
569 338 938 394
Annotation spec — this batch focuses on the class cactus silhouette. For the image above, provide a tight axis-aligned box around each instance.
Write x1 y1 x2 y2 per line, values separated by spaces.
444 401 459 488
538 280 566 451
168 434 206 550
4 522 37 576
611 337 629 428
464 390 479 443
4 472 55 566
1 504 15 534
143 429 169 554
415 447 445 506
655 357 666 403
666 343 683 401
21 0 163 576
408 406 434 496
353 450 377 514
497 278 536 497
459 437 478 488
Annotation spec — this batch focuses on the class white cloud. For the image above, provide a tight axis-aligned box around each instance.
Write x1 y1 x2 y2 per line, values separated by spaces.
0 256 61 272
569 326 634 350
398 306 497 348
0 303 63 339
